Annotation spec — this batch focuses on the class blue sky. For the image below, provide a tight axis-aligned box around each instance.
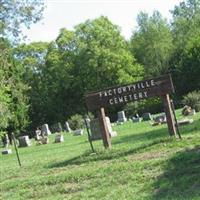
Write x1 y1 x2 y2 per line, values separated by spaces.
23 0 183 43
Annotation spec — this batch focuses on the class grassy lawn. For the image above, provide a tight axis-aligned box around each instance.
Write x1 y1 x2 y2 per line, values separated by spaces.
1 110 200 200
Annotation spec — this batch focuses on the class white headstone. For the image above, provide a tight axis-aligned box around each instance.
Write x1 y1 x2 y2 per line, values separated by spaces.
18 135 31 147
41 124 51 135
106 117 117 137
153 113 166 123
73 129 84 136
55 134 64 143
85 118 91 128
35 129 41 140
132 117 142 123
4 134 9 148
178 118 194 126
189 109 196 116
2 149 12 155
65 122 71 132
117 111 127 122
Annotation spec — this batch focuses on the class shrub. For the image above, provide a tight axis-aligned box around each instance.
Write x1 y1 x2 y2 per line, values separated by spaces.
182 91 200 112
124 97 162 117
68 114 84 130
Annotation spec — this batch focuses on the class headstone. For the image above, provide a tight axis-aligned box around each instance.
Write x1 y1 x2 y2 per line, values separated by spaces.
65 121 71 132
73 129 84 136
182 105 192 116
132 117 142 123
90 118 102 140
2 134 9 148
153 113 167 124
57 122 63 133
90 117 117 140
35 128 41 140
189 109 196 116
2 149 12 155
117 111 127 122
55 134 64 143
142 113 152 121
178 118 194 126
40 137 49 144
41 124 51 135
117 121 123 125
18 135 31 147
106 117 117 137
85 117 91 128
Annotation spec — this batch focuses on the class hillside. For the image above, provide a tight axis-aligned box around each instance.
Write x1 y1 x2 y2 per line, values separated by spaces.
1 110 200 200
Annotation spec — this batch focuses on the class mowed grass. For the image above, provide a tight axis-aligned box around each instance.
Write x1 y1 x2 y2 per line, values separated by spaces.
1 110 200 200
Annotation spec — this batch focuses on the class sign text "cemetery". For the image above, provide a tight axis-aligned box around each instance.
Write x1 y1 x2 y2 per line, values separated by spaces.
85 74 174 111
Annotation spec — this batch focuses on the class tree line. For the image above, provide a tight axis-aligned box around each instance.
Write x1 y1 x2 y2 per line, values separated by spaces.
1 0 200 136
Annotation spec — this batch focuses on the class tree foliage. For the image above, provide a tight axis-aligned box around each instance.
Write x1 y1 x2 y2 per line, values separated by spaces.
0 39 29 135
0 0 44 135
2 0 200 133
0 39 12 131
0 0 44 41
15 16 143 127
130 11 173 78
170 0 200 96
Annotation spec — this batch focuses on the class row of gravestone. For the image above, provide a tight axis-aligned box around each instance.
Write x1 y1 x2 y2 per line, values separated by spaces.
17 133 65 148
5 116 116 149
117 110 153 123
37 111 153 136
36 122 71 136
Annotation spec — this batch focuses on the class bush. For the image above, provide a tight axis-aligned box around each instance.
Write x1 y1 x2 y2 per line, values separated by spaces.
68 114 84 130
124 97 162 118
182 91 200 112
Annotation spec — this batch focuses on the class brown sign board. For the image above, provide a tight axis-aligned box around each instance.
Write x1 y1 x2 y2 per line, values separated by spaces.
85 74 174 111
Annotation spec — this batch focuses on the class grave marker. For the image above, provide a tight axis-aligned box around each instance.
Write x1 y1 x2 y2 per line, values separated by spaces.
41 124 51 135
65 121 71 132
18 136 31 147
117 111 127 122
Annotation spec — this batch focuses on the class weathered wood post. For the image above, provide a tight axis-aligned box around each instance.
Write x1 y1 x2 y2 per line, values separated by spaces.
97 107 111 148
161 94 177 136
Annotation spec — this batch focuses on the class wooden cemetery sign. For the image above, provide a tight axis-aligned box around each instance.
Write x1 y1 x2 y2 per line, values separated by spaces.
85 74 177 148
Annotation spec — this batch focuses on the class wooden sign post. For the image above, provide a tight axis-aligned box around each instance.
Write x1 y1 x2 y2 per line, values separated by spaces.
85 74 177 148
161 94 176 136
97 108 111 148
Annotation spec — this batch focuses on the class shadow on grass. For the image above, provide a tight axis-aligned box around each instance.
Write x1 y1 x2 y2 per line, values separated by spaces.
153 146 200 200
48 126 172 168
113 119 200 145
112 124 168 145
48 119 200 169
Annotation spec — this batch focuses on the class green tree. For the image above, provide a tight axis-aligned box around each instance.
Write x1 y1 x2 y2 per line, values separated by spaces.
0 39 29 136
0 0 44 41
171 0 200 50
14 17 143 127
0 0 45 135
14 42 49 128
73 16 143 112
130 11 173 78
172 34 200 95
170 0 200 96
0 39 12 133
